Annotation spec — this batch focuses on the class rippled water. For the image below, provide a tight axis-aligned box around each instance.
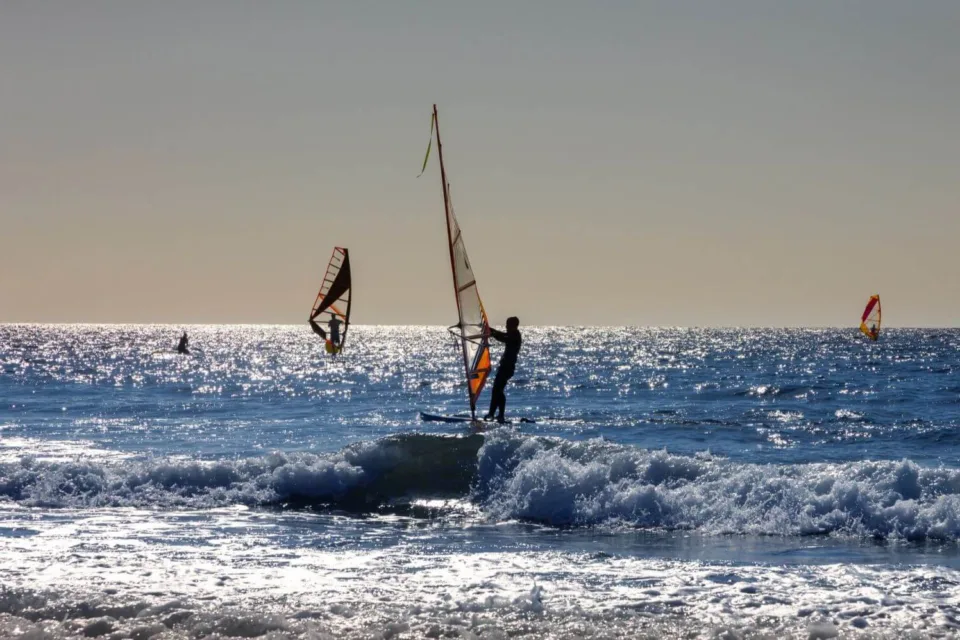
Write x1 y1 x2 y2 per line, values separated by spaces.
1 324 959 638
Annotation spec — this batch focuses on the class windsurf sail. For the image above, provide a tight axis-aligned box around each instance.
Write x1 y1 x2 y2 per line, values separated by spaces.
309 247 352 354
424 105 491 419
859 294 881 341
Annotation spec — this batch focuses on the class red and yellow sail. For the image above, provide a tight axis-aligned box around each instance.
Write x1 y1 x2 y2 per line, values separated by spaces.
859 294 881 341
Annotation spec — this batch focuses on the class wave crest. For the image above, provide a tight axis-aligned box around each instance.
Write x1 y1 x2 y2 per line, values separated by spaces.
475 431 960 541
0 434 483 509
4 432 960 541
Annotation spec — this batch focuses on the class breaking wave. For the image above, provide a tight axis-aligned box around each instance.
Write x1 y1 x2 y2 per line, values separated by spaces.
0 434 483 510
3 432 960 541
475 432 960 541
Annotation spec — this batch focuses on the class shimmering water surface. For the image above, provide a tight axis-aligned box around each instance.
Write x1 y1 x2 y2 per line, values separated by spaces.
1 325 959 638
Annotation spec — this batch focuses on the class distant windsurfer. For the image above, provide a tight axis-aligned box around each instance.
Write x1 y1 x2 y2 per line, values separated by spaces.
484 317 522 423
309 313 344 353
176 332 189 355
328 313 342 348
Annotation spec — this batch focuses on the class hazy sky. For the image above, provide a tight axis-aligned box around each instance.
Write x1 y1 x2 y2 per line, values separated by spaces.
2 1 958 326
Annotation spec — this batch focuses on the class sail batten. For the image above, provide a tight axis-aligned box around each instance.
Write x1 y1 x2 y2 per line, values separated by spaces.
309 247 352 354
859 294 881 341
430 105 491 418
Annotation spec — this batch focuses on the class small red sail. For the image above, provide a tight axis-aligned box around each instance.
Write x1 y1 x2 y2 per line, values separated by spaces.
859 294 881 341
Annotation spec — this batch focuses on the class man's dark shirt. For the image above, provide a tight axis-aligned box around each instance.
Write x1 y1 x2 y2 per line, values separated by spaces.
489 328 521 375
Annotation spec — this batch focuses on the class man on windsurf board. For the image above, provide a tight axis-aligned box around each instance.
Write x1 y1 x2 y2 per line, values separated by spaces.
327 313 342 348
176 332 189 355
310 313 344 353
484 316 522 424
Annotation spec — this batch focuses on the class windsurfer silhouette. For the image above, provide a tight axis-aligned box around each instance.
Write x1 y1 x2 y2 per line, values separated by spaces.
176 332 189 355
328 313 342 347
484 316 521 423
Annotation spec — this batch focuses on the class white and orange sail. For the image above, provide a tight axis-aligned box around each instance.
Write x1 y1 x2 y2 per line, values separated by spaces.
859 294 881 341
309 247 352 354
421 105 491 419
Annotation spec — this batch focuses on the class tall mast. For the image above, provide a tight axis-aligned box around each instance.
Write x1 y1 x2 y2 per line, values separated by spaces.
434 105 463 321
433 104 476 418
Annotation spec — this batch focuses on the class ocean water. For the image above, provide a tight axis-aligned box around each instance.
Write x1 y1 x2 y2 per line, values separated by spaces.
1 324 959 639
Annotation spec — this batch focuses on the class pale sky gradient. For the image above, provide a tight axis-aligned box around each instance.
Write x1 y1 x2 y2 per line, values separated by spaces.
2 1 958 326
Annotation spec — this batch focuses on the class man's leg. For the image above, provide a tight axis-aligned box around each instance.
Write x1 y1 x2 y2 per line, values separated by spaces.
486 370 506 420
495 372 512 422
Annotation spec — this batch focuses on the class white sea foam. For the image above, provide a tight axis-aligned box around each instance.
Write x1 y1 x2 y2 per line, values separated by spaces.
476 432 960 540
0 433 482 510
2 431 960 541
0 555 955 639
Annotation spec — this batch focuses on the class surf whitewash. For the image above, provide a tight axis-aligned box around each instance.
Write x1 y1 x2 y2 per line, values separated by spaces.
423 105 492 418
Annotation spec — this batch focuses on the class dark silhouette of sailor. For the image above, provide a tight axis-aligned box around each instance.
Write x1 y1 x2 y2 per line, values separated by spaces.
484 317 521 423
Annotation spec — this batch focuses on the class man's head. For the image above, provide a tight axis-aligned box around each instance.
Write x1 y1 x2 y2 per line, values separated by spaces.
506 316 520 331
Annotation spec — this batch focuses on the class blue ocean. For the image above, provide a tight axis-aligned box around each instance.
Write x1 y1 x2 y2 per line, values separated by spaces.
1 324 959 638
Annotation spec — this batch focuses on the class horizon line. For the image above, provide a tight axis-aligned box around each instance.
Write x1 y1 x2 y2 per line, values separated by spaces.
0 322 955 330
